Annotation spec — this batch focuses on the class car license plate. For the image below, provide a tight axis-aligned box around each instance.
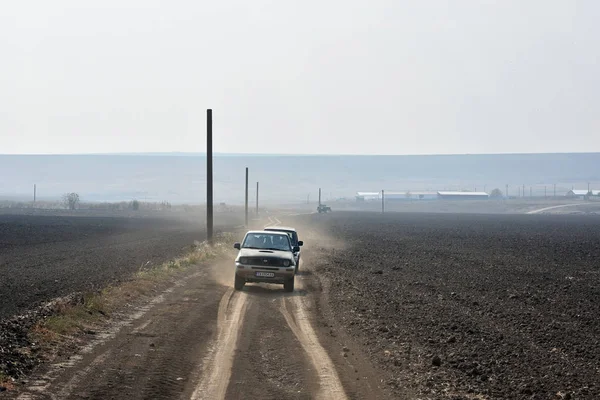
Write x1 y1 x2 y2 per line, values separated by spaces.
255 272 275 278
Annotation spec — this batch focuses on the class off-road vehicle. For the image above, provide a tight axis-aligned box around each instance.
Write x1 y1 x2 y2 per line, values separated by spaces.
317 204 331 213
264 226 303 270
233 230 299 292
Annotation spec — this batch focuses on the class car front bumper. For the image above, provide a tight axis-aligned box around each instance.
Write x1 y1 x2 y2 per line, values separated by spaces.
235 264 295 283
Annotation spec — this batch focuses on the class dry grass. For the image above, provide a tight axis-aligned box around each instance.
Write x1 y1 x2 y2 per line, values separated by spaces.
30 232 234 348
0 371 11 388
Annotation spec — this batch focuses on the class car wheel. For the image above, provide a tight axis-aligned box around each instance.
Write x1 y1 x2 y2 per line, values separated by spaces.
284 277 295 292
234 275 245 291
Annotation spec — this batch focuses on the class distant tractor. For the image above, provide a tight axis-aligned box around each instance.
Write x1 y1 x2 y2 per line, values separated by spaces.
317 204 331 213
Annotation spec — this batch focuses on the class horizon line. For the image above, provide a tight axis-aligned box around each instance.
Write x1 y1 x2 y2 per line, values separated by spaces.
2 151 600 157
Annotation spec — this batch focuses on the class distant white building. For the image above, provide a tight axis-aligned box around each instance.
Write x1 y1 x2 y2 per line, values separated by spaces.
383 191 413 201
403 191 438 200
356 191 438 201
355 192 381 201
566 189 600 198
437 191 490 200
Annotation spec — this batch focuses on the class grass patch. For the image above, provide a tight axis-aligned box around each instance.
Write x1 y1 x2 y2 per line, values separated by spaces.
0 371 9 384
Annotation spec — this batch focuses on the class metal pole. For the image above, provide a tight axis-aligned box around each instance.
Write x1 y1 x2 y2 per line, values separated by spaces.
256 182 259 215
245 167 249 226
318 188 321 206
33 184 37 203
381 190 385 213
206 109 213 243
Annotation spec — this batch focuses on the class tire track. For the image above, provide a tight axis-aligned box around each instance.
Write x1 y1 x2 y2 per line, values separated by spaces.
280 295 348 400
526 203 595 214
190 288 249 400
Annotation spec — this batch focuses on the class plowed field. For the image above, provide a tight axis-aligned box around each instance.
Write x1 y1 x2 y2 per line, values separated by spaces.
300 211 600 399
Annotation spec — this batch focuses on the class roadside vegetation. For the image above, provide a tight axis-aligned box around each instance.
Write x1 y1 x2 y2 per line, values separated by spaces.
35 232 233 341
0 232 234 390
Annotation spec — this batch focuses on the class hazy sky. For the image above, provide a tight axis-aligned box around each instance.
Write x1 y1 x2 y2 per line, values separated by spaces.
1 1 598 155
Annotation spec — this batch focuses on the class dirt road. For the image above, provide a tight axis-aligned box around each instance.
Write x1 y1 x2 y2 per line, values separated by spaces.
10 220 387 400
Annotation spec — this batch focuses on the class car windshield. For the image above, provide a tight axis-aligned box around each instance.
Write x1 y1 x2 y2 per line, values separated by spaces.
242 233 291 251
266 229 298 245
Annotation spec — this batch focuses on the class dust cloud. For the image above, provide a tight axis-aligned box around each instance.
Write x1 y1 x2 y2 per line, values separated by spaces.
207 254 236 288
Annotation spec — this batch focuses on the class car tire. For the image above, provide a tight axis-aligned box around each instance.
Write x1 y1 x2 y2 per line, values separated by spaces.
234 275 245 291
284 277 295 292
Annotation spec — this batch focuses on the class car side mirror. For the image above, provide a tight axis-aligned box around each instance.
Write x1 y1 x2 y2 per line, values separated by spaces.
293 246 300 252
234 243 241 250
297 241 303 246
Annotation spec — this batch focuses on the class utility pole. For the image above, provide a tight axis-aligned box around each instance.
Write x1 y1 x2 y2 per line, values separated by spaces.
318 188 321 206
33 184 37 203
381 190 385 213
206 109 213 244
256 182 259 215
245 167 249 227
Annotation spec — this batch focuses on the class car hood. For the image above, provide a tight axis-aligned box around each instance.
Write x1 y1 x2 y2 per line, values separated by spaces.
237 248 295 260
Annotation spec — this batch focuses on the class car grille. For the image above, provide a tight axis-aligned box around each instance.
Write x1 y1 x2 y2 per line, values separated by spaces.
245 257 286 266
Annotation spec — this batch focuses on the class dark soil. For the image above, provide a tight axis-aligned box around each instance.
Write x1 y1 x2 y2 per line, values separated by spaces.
300 211 600 399
0 212 241 318
0 211 241 383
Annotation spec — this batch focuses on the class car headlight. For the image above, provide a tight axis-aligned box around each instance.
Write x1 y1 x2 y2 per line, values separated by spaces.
282 260 290 267
238 257 248 264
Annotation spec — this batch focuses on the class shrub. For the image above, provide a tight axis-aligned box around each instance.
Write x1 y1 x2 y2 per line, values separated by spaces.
62 193 80 210
490 188 503 198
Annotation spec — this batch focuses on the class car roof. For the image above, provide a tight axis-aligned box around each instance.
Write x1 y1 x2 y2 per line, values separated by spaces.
245 230 290 236
264 226 296 232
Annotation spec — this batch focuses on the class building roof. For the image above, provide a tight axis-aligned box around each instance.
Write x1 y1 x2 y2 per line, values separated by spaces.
437 191 489 196
356 191 438 196
383 192 411 196
356 192 380 196
568 190 600 196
